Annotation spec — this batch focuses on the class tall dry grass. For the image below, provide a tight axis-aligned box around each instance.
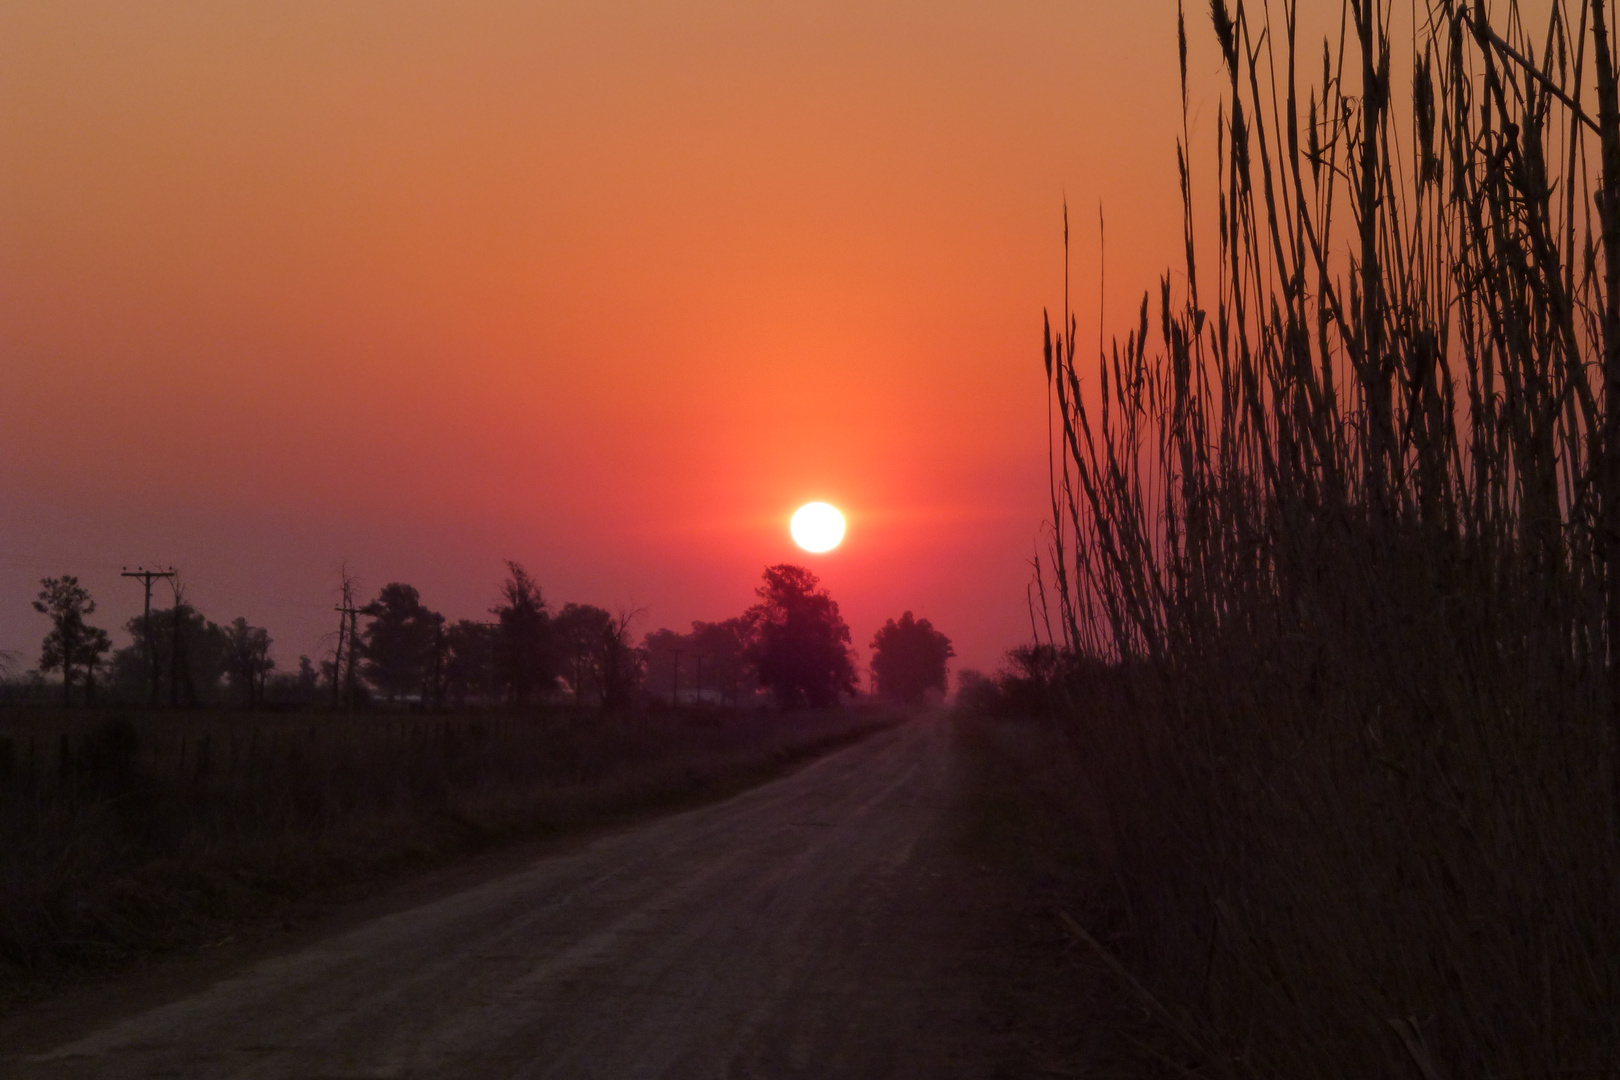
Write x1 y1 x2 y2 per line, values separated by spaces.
1043 1 1619 1076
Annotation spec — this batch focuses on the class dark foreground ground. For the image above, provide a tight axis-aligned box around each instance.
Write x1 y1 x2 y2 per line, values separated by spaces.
0 715 1103 1079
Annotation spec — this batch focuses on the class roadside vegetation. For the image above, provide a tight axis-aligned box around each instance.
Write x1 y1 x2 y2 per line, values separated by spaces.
960 1 1620 1076
1 558 953 999
0 703 898 997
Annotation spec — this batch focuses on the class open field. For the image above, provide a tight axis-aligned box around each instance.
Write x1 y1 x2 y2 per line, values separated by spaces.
0 703 900 1006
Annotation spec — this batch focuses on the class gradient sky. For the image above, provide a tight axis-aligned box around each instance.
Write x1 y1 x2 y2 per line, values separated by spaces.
1 0 1315 679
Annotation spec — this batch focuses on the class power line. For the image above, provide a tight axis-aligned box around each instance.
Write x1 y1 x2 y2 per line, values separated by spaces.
121 567 175 707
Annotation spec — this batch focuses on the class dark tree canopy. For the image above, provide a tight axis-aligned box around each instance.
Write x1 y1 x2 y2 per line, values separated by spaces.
262 654 321 706
556 602 641 709
361 583 443 703
869 611 954 704
222 616 275 706
492 561 555 705
33 576 110 707
443 619 497 707
743 564 855 709
593 608 642 709
556 602 612 703
641 627 687 704
643 619 757 707
689 617 757 705
110 603 232 706
72 623 114 706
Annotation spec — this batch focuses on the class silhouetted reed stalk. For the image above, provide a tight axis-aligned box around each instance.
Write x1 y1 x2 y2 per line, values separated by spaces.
1044 1 1619 1075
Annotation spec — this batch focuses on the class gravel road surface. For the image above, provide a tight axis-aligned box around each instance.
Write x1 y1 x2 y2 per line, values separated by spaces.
8 717 988 1079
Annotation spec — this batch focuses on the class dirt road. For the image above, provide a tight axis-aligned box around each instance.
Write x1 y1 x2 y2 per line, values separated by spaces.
6 717 994 1079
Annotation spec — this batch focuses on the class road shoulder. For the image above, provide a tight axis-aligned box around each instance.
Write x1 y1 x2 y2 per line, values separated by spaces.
945 714 1140 1077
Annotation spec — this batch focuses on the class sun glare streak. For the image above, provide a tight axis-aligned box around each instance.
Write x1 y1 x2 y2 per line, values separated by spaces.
790 502 845 553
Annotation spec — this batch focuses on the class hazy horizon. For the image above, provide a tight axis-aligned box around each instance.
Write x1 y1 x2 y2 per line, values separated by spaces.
1 0 1300 674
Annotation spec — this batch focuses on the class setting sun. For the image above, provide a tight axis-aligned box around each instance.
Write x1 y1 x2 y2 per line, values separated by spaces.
790 503 845 553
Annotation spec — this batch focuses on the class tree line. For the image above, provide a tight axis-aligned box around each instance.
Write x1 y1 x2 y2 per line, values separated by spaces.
16 561 955 711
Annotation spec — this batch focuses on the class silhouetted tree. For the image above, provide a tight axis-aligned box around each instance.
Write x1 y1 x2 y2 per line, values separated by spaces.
556 603 643 708
222 617 275 706
642 626 689 705
869 611 954 704
109 640 147 699
33 576 110 707
444 620 497 707
492 562 555 705
598 607 644 709
689 618 757 706
557 603 614 705
948 644 1072 718
360 583 443 704
265 654 320 706
178 605 228 705
743 564 856 709
111 604 229 705
80 625 114 706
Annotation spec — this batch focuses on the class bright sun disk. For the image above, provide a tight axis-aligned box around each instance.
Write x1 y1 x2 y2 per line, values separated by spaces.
790 502 845 553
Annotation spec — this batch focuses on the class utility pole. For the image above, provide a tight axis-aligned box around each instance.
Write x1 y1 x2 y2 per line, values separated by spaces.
694 654 704 705
347 605 365 709
168 577 185 707
670 648 682 706
335 605 363 712
331 568 360 712
121 567 175 706
331 607 348 711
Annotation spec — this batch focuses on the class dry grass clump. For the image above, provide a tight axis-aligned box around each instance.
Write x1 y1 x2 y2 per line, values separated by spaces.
1039 1 1620 1076
0 705 893 985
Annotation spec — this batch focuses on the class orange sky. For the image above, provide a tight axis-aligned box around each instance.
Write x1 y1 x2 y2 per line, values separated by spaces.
0 1 1337 678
